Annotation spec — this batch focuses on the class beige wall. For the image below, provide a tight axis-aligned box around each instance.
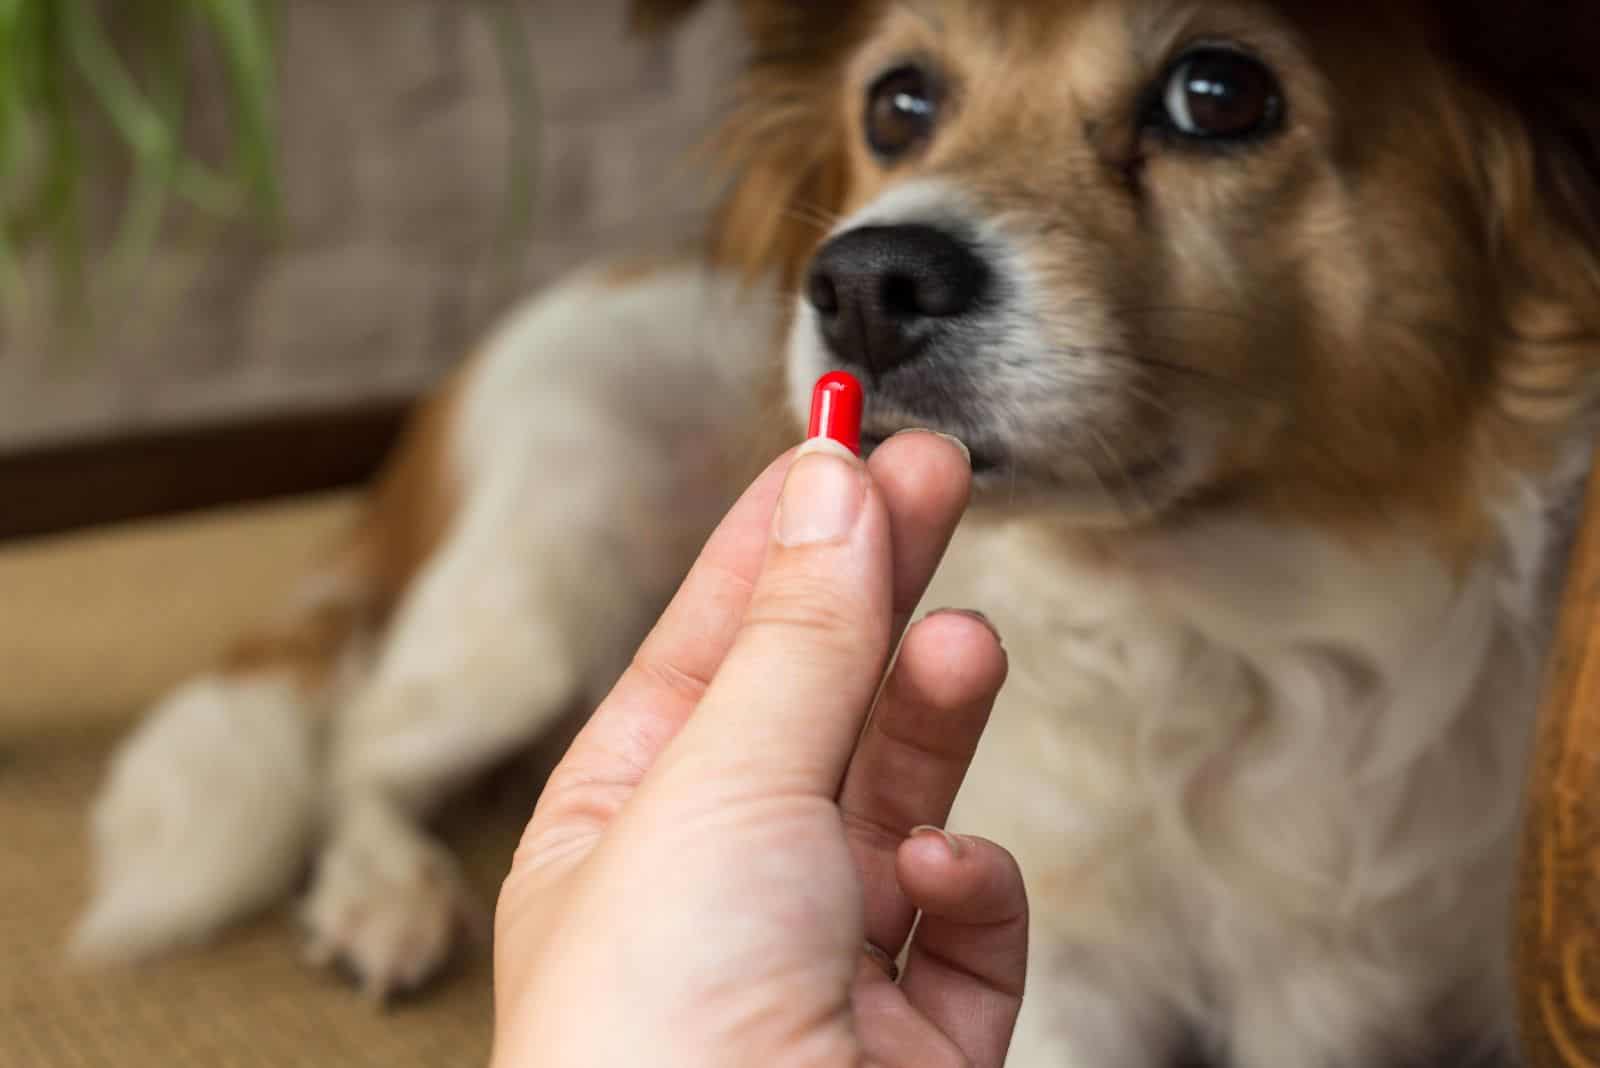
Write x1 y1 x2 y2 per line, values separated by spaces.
0 0 738 450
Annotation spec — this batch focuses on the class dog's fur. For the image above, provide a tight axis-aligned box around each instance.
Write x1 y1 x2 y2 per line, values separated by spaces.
74 2 1600 1065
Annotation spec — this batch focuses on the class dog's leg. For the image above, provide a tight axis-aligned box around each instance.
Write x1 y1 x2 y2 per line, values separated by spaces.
297 485 644 999
297 438 740 998
297 263 784 998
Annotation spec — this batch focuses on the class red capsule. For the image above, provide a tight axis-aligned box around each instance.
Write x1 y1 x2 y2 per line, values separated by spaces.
807 371 864 456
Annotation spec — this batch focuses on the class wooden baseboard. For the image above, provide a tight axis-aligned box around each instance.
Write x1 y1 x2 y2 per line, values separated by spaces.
0 399 415 542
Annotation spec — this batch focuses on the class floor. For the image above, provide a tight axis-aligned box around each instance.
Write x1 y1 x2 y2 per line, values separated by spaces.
1 493 540 1067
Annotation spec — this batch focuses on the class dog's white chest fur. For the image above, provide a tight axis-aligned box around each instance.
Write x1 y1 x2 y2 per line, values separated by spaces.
930 504 1547 1065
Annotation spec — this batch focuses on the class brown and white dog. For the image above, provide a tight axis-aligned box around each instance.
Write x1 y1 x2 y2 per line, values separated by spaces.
74 2 1600 1065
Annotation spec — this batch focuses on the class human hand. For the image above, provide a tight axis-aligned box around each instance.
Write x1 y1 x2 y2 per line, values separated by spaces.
491 431 1026 1068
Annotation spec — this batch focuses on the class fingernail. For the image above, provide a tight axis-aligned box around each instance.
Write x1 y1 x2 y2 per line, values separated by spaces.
929 607 1003 646
860 941 900 983
889 428 972 468
910 824 966 859
777 439 866 546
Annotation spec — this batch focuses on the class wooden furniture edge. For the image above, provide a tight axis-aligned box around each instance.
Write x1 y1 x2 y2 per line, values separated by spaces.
1520 458 1600 1067
0 398 413 543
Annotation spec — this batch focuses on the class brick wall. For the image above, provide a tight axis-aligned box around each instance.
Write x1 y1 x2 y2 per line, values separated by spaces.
0 0 739 450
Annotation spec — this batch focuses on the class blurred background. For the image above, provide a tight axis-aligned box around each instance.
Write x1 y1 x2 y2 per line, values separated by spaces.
1 2 736 1063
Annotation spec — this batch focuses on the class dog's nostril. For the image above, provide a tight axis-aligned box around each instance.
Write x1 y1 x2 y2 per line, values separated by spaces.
879 266 973 320
881 273 922 320
807 270 840 317
908 270 967 318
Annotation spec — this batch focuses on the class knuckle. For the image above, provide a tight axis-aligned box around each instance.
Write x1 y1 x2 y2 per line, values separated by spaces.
840 806 911 852
929 1046 972 1068
742 572 875 649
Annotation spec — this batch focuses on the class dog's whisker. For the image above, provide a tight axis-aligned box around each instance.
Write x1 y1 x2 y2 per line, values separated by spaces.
1083 430 1123 516
781 203 844 235
1053 296 1291 331
1087 427 1152 521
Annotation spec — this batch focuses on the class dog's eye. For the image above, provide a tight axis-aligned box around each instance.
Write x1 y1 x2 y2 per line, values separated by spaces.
1157 48 1283 143
865 65 940 161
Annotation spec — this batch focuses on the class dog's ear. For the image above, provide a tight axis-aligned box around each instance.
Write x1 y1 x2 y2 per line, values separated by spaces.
705 5 868 288
630 1 876 287
1440 1 1600 439
1445 1 1600 257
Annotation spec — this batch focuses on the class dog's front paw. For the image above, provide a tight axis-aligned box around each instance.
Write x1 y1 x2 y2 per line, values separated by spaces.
300 799 485 1003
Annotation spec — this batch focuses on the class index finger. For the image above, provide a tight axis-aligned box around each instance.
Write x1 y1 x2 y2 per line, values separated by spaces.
530 448 799 833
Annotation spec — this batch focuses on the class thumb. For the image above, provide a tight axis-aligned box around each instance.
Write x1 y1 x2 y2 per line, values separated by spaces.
650 436 896 798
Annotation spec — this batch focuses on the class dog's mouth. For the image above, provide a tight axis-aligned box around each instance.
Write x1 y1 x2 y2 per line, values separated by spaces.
860 421 1190 518
835 365 1196 513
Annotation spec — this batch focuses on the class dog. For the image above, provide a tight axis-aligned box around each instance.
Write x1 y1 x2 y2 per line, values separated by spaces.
73 1 1600 1064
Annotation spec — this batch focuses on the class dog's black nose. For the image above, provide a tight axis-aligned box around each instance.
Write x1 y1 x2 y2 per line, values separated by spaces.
806 224 989 375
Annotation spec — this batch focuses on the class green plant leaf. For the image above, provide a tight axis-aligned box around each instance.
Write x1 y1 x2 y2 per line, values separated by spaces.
195 0 280 221
0 0 541 326
0 0 283 318
485 0 540 253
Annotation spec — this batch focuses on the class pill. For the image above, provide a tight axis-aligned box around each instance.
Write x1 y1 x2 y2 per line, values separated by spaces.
807 371 864 456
